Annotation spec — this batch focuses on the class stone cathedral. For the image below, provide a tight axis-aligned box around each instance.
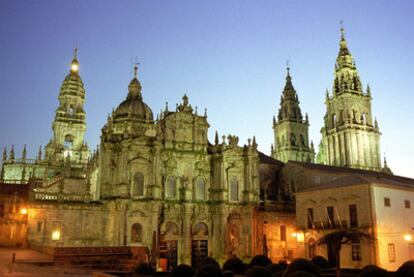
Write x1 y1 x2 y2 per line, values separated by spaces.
0 28 393 267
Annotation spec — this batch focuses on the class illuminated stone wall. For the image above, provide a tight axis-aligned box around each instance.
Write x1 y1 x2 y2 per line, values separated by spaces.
320 29 381 171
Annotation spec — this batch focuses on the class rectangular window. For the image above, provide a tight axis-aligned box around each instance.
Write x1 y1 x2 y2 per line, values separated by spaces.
410 243 414 260
327 206 335 227
388 243 396 262
351 243 362 261
405 200 411 209
307 208 314 229
37 221 43 233
0 203 4 217
349 204 358 228
280 225 286 241
384 197 391 207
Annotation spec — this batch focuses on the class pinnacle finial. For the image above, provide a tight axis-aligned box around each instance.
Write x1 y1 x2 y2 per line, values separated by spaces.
340 20 345 40
133 61 140 78
286 60 290 76
73 47 78 59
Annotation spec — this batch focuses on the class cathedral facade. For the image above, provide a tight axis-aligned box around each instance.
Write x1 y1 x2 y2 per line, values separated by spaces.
0 28 399 268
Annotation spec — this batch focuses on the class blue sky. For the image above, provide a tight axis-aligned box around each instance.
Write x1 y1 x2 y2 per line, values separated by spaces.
1 0 413 177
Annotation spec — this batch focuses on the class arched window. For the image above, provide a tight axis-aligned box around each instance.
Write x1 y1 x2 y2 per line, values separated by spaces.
300 134 305 146
133 172 144 197
332 114 337 127
131 223 143 243
67 105 75 116
290 133 296 146
230 178 239 202
64 134 74 149
361 113 367 125
195 179 205 200
193 222 209 236
308 238 316 258
165 176 176 199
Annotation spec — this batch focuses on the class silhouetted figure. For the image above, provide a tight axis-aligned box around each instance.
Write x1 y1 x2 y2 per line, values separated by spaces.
395 261 414 277
135 262 155 276
283 259 320 277
310 256 330 269
285 271 317 277
223 256 245 274
360 265 389 277
195 264 224 277
246 265 272 277
250 255 272 267
170 264 195 277
266 263 285 274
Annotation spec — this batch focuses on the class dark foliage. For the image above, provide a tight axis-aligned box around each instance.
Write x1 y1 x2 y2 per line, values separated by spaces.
222 256 245 274
250 255 272 267
283 258 320 277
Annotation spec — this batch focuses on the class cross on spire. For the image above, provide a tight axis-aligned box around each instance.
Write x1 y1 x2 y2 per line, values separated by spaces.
340 19 345 39
133 61 140 78
286 60 290 75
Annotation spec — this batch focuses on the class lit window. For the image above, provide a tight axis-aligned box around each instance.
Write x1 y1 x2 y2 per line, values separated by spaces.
409 243 414 260
280 225 286 241
384 197 391 207
52 229 61 241
405 200 411 209
388 243 396 262
131 223 142 243
351 239 362 261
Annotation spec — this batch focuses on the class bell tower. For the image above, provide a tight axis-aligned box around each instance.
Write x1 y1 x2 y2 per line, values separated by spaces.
272 66 315 163
320 27 381 171
45 49 89 164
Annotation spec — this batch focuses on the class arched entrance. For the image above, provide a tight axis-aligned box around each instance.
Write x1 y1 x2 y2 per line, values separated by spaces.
227 213 242 258
159 222 179 270
191 222 209 267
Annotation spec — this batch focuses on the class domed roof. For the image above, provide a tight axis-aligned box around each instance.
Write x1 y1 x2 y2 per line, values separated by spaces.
113 76 153 121
60 73 85 97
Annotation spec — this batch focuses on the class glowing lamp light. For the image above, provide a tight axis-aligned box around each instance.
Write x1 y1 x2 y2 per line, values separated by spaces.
404 234 412 241
292 232 305 242
20 208 28 215
71 63 79 72
52 229 61 241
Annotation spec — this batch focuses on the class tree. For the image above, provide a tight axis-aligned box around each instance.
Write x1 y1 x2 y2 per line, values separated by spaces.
316 229 375 277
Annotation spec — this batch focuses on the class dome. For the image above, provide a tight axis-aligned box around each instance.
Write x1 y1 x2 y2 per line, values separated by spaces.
113 77 153 121
60 73 85 97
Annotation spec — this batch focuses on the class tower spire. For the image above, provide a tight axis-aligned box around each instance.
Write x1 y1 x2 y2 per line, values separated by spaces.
70 48 80 73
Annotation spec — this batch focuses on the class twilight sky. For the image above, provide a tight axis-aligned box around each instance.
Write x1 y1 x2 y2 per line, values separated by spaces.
0 1 413 178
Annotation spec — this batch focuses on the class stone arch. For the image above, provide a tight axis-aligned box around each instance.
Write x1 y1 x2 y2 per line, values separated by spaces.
290 133 296 146
192 222 209 237
64 134 74 149
131 223 143 243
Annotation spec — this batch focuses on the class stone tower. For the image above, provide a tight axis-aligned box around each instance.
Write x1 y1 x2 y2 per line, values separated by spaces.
45 49 89 164
320 28 381 171
272 67 315 163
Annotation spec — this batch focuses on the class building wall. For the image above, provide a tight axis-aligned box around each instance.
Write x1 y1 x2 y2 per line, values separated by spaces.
296 184 376 269
371 184 414 271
